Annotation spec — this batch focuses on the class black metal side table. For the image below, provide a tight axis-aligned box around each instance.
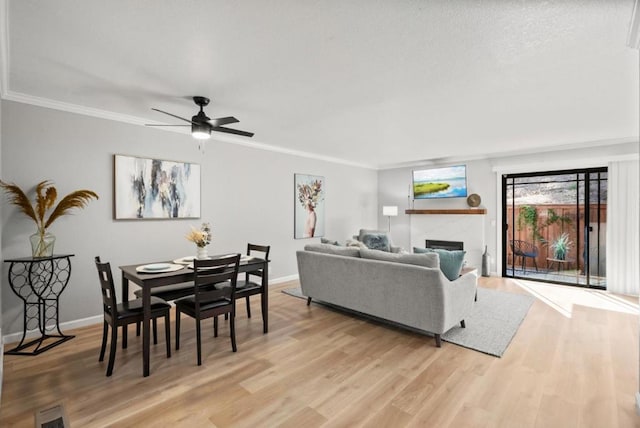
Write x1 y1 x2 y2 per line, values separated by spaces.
4 254 75 355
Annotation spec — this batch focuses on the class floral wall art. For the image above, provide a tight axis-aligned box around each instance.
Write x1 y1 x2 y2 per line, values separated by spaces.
294 173 325 239
114 154 201 219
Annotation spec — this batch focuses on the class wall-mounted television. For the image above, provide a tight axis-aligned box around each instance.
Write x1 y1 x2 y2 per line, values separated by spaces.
412 165 468 199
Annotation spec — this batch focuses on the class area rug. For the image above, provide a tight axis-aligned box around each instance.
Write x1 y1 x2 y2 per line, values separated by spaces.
282 287 534 357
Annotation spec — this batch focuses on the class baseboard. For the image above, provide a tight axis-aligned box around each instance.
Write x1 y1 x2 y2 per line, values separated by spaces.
2 315 102 346
636 392 640 416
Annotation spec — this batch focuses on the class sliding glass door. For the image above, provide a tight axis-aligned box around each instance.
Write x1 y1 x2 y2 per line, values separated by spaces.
502 167 607 288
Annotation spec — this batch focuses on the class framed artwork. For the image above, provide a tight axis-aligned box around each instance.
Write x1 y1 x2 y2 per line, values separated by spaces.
114 154 201 219
294 173 325 239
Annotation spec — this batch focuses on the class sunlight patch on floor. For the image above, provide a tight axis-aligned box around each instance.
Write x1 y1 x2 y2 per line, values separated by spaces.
512 279 639 318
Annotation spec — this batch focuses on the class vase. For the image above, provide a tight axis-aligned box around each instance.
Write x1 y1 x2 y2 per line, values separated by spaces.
30 230 56 258
196 246 209 260
481 245 490 277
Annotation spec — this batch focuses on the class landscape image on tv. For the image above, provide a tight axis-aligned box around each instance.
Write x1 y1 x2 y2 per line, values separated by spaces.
413 165 468 199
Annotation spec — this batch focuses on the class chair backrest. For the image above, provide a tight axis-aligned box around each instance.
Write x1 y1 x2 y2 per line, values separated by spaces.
510 240 538 256
193 253 241 308
246 243 270 280
95 256 118 318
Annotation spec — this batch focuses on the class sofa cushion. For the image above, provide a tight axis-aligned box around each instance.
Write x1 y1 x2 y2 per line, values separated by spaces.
304 244 361 258
414 248 465 281
360 233 391 252
360 248 439 268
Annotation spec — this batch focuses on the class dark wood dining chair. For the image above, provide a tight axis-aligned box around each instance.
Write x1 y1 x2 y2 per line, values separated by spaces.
219 244 270 321
175 253 241 366
133 281 195 302
94 256 171 377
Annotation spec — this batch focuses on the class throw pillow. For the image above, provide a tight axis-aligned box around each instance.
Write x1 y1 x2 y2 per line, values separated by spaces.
321 237 340 246
360 248 439 268
360 233 391 252
413 247 430 254
346 239 368 248
418 248 466 281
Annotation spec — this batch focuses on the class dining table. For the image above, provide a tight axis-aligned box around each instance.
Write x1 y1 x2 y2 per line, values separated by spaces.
119 254 269 377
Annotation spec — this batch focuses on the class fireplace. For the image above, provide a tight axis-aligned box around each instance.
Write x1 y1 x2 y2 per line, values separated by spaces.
410 212 485 268
425 239 464 251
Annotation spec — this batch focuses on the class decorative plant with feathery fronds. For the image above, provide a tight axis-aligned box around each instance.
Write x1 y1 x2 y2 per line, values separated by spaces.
0 180 99 256
185 222 212 248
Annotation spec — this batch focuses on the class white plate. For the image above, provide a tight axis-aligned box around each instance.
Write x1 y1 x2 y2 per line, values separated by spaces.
173 256 197 265
142 263 171 271
185 263 216 270
136 263 184 274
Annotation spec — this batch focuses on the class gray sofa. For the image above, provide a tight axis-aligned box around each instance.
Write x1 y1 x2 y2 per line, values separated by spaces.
296 244 477 346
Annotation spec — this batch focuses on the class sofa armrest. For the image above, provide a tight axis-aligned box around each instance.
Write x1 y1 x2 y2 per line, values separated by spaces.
440 270 478 331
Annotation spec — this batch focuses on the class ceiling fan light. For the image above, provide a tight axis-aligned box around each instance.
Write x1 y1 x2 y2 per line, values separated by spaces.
191 123 211 140
192 130 211 140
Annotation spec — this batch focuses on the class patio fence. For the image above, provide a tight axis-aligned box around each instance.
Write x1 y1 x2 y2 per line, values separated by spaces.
506 204 607 272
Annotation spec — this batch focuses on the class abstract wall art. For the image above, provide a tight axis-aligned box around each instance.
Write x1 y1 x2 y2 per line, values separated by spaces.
294 173 325 239
114 154 201 219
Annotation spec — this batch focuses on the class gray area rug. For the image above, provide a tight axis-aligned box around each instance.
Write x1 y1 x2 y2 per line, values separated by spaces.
282 287 534 357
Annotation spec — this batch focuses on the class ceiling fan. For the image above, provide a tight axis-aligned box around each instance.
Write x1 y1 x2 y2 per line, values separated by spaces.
146 96 254 139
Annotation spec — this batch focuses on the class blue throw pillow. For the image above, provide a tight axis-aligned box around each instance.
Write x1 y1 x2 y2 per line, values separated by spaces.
420 248 466 281
361 233 391 252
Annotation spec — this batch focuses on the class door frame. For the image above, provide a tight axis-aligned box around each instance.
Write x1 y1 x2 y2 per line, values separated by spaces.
500 166 607 288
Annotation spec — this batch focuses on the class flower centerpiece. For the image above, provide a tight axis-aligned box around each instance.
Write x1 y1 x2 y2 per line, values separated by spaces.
0 180 99 257
186 222 212 259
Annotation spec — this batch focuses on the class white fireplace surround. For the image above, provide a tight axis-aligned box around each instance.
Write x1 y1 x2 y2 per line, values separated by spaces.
410 213 486 269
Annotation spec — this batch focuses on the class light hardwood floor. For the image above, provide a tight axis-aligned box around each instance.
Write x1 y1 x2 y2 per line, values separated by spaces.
1 277 638 427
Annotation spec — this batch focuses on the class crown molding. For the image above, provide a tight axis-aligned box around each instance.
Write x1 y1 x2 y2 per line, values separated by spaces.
3 90 154 125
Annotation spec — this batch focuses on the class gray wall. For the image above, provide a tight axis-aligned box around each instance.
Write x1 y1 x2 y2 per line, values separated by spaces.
378 142 639 274
0 100 378 335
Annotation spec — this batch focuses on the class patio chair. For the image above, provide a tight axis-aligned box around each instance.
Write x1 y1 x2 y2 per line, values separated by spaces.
510 240 539 272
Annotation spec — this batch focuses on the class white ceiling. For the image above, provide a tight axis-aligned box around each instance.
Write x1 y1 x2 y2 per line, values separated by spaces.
1 0 638 168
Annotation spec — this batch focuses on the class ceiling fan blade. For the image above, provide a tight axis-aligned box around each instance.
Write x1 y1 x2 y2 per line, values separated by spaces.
207 116 239 126
211 126 254 138
145 124 190 127
151 108 197 125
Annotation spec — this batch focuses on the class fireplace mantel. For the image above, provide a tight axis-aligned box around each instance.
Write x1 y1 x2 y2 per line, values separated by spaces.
405 209 486 215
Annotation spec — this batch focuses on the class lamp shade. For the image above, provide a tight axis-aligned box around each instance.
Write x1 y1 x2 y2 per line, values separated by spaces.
382 206 398 216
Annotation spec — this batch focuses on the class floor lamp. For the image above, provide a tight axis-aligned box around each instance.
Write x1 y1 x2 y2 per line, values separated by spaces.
382 206 398 232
